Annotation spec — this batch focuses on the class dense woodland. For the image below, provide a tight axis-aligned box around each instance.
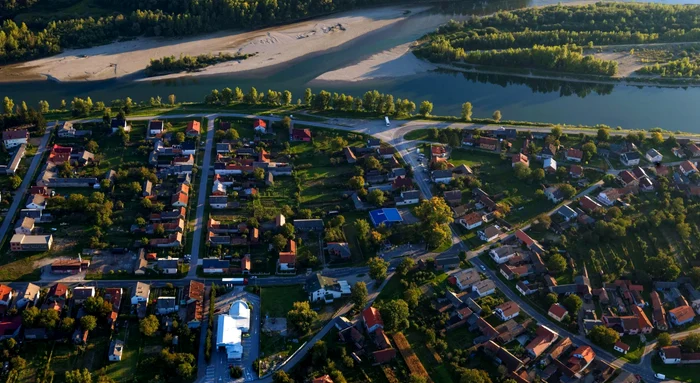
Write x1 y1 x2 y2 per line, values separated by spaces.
0 0 405 64
417 3 700 75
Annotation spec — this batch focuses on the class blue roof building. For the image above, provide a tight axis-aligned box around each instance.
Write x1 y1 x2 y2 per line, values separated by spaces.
369 208 403 227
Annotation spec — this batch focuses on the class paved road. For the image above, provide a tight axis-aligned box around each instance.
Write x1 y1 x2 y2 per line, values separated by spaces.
0 127 52 247
189 115 216 278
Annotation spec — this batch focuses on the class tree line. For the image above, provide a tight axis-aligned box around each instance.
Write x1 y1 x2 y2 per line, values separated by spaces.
145 52 253 76
638 57 700 78
417 40 618 76
1 0 406 64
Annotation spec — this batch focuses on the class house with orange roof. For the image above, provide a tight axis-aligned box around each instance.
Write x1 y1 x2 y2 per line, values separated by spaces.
186 120 201 136
669 305 696 326
278 240 297 272
512 153 529 168
525 325 559 358
548 303 569 322
362 306 384 333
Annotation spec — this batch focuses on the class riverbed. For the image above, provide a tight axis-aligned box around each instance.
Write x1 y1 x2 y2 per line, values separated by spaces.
3 0 700 131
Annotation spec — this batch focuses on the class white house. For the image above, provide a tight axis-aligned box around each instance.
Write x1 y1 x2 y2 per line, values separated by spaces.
544 158 557 173
451 268 480 291
489 246 518 264
109 340 124 362
473 280 496 297
659 346 682 364
432 170 453 184
460 212 484 230
131 282 150 305
217 315 243 360
478 225 501 242
597 189 619 206
306 273 350 303
614 341 630 354
516 281 537 296
2 129 29 149
362 307 384 333
494 301 520 321
544 186 564 203
26 194 46 210
646 149 663 163
396 190 420 206
149 120 165 136
620 152 641 166
679 160 698 176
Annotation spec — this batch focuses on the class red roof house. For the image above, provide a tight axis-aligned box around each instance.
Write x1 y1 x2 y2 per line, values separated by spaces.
362 306 384 333
291 128 311 142
186 121 201 136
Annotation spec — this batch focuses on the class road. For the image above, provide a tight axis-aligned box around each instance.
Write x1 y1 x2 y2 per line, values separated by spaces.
188 115 216 278
0 127 52 248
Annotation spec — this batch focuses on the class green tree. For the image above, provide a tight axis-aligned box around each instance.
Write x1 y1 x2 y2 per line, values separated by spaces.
350 281 368 311
404 287 421 309
545 293 558 306
379 299 410 332
532 168 545 181
168 94 176 105
562 294 582 315
681 333 700 352
60 317 76 332
80 315 97 332
367 189 385 206
39 100 50 113
85 140 99 153
461 102 473 121
280 223 295 239
547 253 567 274
589 325 620 347
65 369 93 383
533 213 552 231
492 110 502 122
253 167 265 181
246 87 259 104
3 97 14 115
173 132 185 144
348 176 365 190
459 368 492 383
304 88 313 106
582 141 597 160
8 175 21 190
651 131 664 146
311 340 327 367
287 301 318 334
689 267 700 286
272 234 288 251
597 128 610 142
551 126 563 138
560 184 576 199
419 101 433 116
368 257 389 281
140 315 160 337
226 128 239 140
657 332 672 348
273 371 295 383
283 90 293 105
397 257 415 276
513 162 531 180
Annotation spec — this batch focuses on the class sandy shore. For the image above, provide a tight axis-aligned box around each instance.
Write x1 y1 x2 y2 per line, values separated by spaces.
313 43 436 82
0 6 428 83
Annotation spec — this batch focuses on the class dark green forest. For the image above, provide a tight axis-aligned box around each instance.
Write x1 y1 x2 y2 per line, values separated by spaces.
416 3 700 75
145 53 253 76
0 0 409 64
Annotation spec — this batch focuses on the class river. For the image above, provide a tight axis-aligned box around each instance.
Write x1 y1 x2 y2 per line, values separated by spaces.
3 0 700 131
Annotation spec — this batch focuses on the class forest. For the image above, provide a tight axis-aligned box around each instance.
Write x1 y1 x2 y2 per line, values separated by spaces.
416 3 700 76
638 57 700 78
145 53 253 76
0 0 405 64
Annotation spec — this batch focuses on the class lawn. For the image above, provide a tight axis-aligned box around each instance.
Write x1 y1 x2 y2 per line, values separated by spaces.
104 322 142 381
260 286 308 317
404 330 454 383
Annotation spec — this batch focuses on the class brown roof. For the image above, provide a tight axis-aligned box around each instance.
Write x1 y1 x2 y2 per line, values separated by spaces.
362 306 383 329
49 283 68 298
0 285 11 302
2 129 28 140
615 341 630 352
669 305 696 323
619 170 637 184
372 348 396 363
662 346 682 359
462 211 483 225
495 301 520 318
549 303 568 318
570 164 583 176
512 153 528 165
566 148 583 159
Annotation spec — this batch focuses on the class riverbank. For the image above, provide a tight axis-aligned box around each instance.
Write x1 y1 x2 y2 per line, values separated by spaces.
0 5 428 83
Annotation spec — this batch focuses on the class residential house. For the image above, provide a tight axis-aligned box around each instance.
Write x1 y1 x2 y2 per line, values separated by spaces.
473 280 496 297
343 147 357 164
479 137 499 151
646 149 663 163
489 246 518 264
367 138 381 148
26 194 46 210
50 258 89 274
566 148 583 162
548 303 569 322
690 143 700 157
500 264 533 280
182 280 204 328
516 281 538 296
391 175 413 191
306 273 350 303
13 283 40 309
482 341 524 371
434 256 460 270
431 145 448 158
14 217 34 235
558 205 578 222
668 305 696 326
131 282 150 306
432 169 453 184
525 325 559 358
2 129 29 149
326 242 351 260
541 144 557 159
614 341 630 354
545 185 564 203
72 286 95 304
449 268 480 291
579 196 602 212
291 128 312 142
494 301 520 321
512 153 529 168
157 259 179 274
156 297 178 315
570 164 583 178
395 190 420 206
659 345 700 365
278 240 297 272
650 291 668 331
544 158 557 173
621 152 641 166
680 160 698 176
478 225 501 242
293 219 324 232
149 120 165 136
460 211 484 230
443 190 462 206
0 317 22 341
0 285 12 309
362 307 384 333
10 234 52 252
111 118 129 133
618 170 638 186
202 259 230 274
109 340 124 362
597 188 620 206
312 375 334 383
149 232 183 247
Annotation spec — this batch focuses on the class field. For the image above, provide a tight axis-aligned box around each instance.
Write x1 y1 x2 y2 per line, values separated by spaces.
391 333 431 382
652 355 700 383
260 286 308 317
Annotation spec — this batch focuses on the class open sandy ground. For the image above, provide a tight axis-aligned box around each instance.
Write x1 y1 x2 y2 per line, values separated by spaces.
0 6 428 83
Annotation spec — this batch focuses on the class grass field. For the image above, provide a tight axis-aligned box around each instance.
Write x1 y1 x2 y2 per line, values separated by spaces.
652 355 700 382
260 286 308 317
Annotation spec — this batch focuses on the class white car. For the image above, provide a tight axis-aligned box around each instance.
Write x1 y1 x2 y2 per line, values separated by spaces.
480 265 486 271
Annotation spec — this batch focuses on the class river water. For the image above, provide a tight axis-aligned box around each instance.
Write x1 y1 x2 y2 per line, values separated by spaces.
3 0 700 131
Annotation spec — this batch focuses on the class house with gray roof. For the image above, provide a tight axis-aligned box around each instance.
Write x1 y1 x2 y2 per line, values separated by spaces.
294 219 324 232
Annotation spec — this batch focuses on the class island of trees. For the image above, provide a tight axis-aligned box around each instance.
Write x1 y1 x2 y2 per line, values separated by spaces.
638 57 700 78
145 53 253 76
416 3 700 77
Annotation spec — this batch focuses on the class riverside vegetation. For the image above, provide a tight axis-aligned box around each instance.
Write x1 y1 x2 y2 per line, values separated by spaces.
145 53 254 76
416 3 700 78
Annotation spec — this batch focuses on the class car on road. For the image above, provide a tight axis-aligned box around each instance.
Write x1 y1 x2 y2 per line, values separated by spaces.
480 265 486 271
654 373 665 380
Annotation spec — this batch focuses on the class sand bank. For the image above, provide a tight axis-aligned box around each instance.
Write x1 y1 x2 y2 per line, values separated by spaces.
0 6 428 83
